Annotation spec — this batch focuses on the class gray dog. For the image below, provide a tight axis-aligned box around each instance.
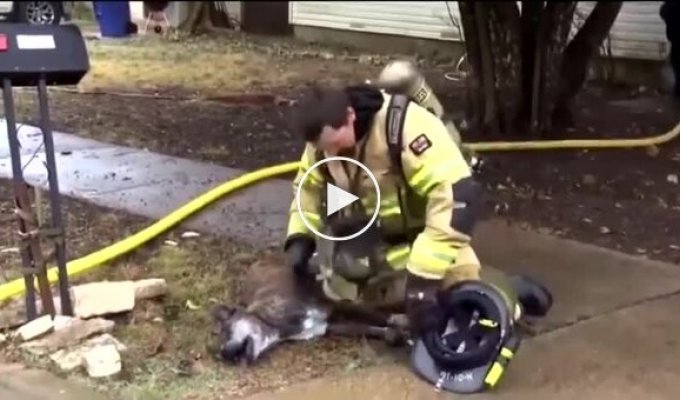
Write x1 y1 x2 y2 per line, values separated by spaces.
210 252 409 365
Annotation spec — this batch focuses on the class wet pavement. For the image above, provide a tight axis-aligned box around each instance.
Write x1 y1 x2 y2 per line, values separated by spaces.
3 122 680 399
0 120 290 245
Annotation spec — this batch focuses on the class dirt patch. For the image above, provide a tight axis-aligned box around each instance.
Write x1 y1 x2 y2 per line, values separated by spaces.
471 87 680 265
0 180 395 399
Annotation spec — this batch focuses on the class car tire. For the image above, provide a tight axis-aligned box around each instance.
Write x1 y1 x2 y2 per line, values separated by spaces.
15 1 63 25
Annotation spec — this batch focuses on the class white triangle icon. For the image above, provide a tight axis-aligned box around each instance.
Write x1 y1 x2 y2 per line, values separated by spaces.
326 183 359 216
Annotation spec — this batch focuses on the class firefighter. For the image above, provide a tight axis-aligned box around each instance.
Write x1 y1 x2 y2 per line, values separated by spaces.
283 81 484 336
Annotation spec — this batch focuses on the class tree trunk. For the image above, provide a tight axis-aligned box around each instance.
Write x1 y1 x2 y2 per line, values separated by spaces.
177 2 205 34
475 3 500 135
537 1 577 134
519 1 543 127
458 1 482 133
457 1 617 138
553 2 623 127
489 2 522 134
178 2 234 35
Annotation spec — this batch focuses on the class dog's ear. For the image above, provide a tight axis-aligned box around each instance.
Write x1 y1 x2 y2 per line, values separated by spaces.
211 304 236 322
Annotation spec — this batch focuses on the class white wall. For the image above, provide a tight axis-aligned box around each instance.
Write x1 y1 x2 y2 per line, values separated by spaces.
290 1 669 61
574 2 668 60
290 1 463 41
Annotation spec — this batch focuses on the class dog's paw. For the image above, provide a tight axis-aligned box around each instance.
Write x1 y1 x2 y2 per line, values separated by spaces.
384 327 408 347
387 314 410 329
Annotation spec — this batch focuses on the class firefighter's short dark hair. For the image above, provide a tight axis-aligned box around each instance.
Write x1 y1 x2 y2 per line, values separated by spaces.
291 85 350 142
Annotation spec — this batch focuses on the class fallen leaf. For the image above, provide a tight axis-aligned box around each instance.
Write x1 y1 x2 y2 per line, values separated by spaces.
645 145 660 157
164 240 178 247
582 218 593 224
345 360 361 372
186 300 200 310
173 359 194 376
582 174 597 186
180 231 201 239
599 226 611 234
667 174 678 184
147 336 166 357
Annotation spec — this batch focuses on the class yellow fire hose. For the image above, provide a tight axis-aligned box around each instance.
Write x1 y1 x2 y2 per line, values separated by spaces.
1 121 679 305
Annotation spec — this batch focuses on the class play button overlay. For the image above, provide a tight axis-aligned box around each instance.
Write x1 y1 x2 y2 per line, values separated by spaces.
326 183 359 216
296 156 380 241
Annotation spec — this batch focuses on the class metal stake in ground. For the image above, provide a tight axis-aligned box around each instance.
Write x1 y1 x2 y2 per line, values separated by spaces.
2 77 55 319
37 77 73 316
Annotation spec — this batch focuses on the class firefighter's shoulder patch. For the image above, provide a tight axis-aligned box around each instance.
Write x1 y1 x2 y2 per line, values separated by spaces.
408 134 432 156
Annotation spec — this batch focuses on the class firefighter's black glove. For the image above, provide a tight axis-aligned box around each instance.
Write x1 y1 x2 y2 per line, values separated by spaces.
284 235 316 280
405 271 447 337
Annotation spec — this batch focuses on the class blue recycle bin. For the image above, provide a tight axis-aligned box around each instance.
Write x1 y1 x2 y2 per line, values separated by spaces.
93 1 132 38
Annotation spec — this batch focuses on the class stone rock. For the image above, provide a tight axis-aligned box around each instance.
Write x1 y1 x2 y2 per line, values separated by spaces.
53 315 77 331
16 314 54 342
85 333 127 352
133 279 168 300
50 348 85 372
0 332 7 345
71 281 135 318
84 344 122 378
20 317 115 356
49 334 127 373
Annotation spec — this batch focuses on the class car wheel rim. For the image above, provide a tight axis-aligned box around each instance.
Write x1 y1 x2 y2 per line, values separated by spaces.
26 1 56 25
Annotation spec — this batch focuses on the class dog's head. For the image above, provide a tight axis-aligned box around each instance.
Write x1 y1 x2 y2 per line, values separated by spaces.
211 304 281 365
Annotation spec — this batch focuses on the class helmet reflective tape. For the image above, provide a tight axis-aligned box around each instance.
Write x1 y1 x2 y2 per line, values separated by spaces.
477 319 498 328
484 333 521 388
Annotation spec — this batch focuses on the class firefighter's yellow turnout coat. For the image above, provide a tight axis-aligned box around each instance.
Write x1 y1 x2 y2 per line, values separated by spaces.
287 91 482 302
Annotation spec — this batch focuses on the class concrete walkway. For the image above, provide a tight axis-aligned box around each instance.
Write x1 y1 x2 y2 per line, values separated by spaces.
0 122 288 246
3 122 680 399
242 294 680 400
0 363 108 400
